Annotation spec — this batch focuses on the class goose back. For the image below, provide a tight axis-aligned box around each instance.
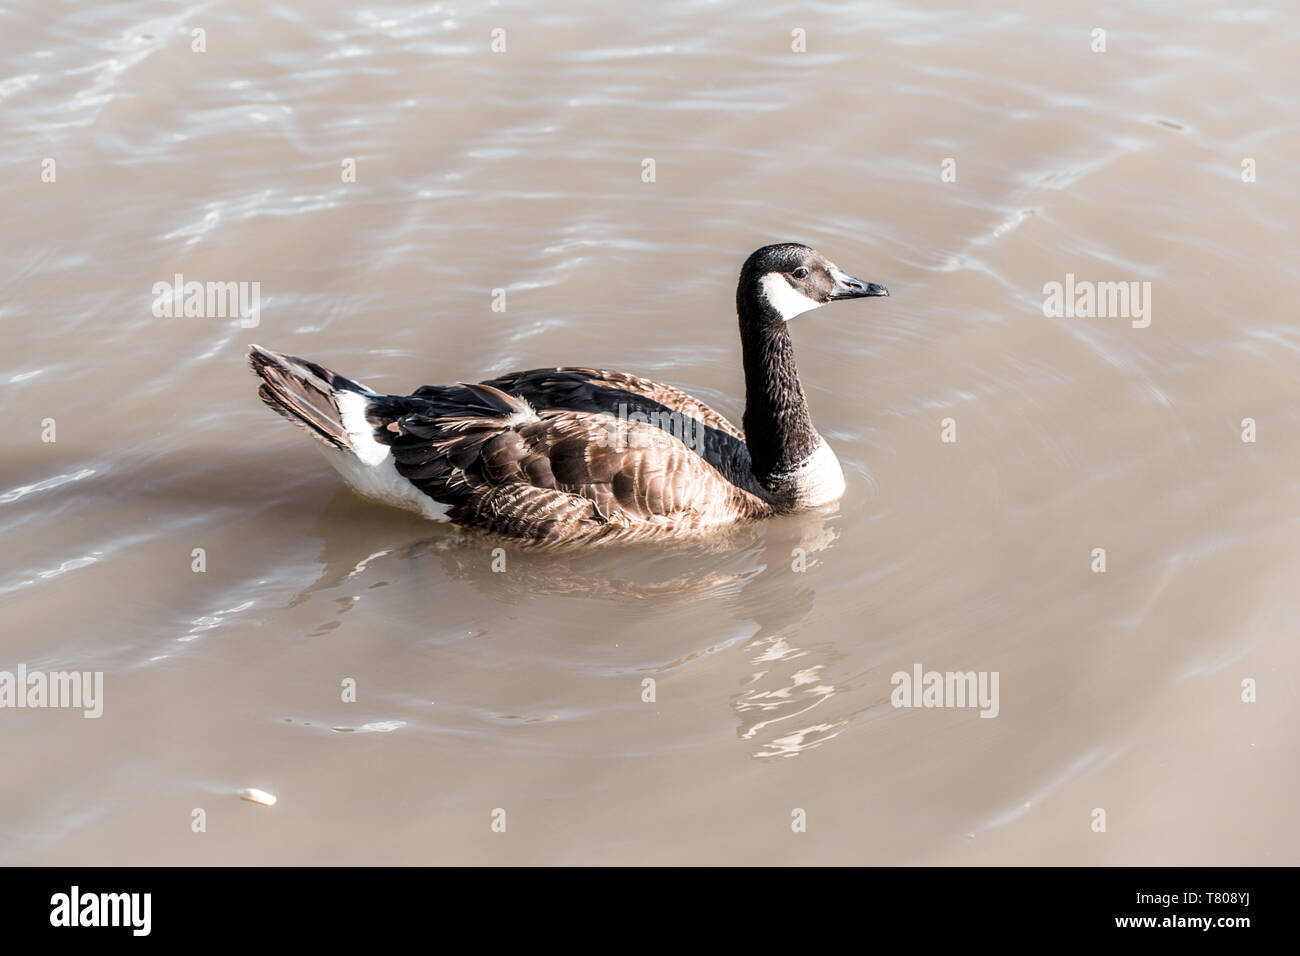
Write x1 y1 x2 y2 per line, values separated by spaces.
369 369 773 545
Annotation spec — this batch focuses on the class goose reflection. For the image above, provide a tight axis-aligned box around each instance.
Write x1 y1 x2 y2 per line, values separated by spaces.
293 490 853 757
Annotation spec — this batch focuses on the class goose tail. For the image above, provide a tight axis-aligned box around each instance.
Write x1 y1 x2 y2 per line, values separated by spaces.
248 345 448 519
247 344 374 453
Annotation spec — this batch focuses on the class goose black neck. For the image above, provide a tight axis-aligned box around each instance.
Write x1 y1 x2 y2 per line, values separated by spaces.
738 287 821 483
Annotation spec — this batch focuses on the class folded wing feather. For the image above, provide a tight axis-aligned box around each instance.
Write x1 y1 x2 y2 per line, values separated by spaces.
374 368 768 543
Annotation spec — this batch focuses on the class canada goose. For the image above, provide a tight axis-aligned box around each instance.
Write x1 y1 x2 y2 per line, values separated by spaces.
248 243 887 545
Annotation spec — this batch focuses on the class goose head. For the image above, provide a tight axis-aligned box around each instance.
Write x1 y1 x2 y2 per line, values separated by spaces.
738 242 888 324
735 243 887 505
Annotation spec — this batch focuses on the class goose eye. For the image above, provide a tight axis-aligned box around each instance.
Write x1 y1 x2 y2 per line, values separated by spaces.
792 267 809 279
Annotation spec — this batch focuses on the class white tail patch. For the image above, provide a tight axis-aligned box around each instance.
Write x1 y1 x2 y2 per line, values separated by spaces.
336 390 390 466
327 389 448 520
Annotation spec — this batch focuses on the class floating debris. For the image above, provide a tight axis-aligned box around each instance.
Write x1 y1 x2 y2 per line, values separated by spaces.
238 788 277 807
331 720 406 734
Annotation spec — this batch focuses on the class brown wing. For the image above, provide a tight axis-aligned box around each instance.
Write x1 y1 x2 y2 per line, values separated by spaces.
375 383 766 544
478 367 745 440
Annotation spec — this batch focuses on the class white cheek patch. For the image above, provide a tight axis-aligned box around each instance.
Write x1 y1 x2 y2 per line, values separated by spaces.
759 272 822 321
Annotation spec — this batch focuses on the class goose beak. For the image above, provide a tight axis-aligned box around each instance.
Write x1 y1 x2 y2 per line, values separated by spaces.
828 266 888 300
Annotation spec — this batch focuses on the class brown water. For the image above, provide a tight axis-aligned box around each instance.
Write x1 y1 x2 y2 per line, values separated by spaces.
3 0 1298 865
